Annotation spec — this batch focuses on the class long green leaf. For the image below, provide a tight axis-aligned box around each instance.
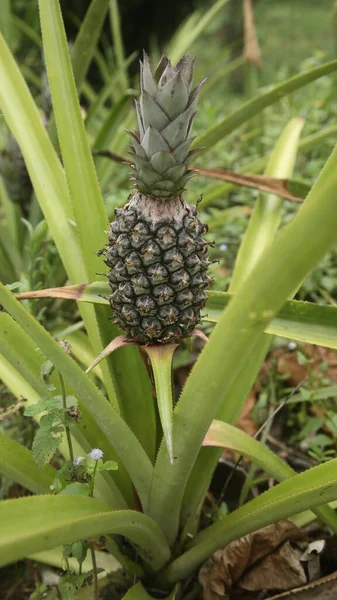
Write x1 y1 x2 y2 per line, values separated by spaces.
168 0 230 64
148 133 337 543
0 433 55 494
207 292 337 348
39 0 120 409
182 119 303 532
195 59 337 153
109 0 128 93
0 283 153 510
230 118 304 288
162 457 337 584
39 0 107 282
0 0 12 48
203 420 337 530
15 283 337 350
0 31 119 411
30 545 119 575
0 495 171 571
0 176 23 251
71 0 110 91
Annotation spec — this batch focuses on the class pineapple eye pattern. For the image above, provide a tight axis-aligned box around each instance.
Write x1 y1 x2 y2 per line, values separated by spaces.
102 53 211 344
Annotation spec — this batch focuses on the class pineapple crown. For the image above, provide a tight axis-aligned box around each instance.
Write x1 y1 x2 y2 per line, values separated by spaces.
128 52 205 199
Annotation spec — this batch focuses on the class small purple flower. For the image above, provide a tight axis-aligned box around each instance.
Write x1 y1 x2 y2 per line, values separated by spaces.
89 448 104 461
73 456 85 467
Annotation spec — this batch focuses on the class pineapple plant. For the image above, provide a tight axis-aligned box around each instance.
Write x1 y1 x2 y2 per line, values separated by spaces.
102 53 211 344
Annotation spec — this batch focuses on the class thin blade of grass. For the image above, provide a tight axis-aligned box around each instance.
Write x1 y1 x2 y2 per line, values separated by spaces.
109 0 128 94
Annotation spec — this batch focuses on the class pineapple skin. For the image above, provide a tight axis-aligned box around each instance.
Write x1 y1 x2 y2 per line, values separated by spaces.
104 193 210 344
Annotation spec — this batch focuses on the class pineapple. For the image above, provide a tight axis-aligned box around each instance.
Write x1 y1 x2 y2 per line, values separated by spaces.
102 54 211 344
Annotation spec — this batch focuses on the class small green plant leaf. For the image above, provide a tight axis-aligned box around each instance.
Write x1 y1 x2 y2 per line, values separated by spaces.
59 483 91 496
32 426 63 469
40 358 56 390
24 397 61 417
39 413 58 430
99 460 118 473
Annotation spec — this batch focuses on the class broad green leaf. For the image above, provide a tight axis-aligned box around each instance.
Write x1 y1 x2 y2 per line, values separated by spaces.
195 58 337 153
0 432 55 494
163 457 337 585
0 495 171 571
203 420 337 531
0 283 153 511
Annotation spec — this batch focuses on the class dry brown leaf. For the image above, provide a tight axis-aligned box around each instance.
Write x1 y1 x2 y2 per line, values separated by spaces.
267 570 337 599
199 520 305 600
241 541 306 591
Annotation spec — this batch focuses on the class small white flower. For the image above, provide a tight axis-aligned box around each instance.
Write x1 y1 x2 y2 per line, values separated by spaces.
219 243 228 252
89 448 104 461
73 456 85 467
288 341 297 351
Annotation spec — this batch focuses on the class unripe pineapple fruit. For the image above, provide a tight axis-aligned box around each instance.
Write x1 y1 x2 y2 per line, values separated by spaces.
102 53 211 344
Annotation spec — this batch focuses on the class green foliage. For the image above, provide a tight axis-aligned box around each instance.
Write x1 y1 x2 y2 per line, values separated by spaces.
32 426 63 469
2 1 337 598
